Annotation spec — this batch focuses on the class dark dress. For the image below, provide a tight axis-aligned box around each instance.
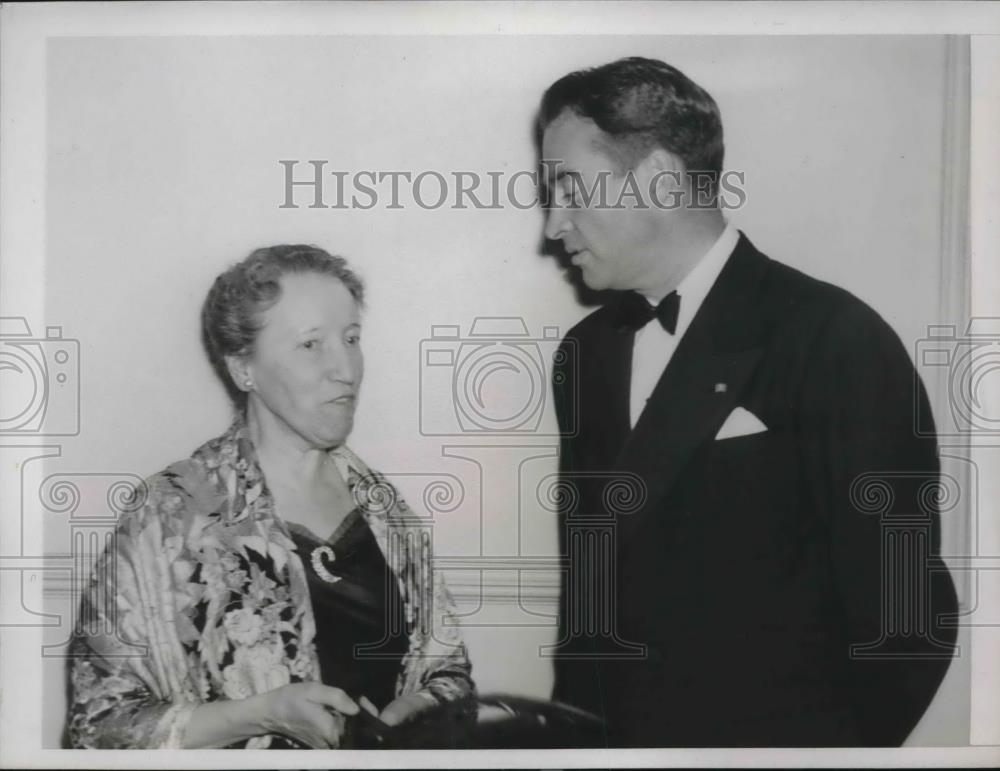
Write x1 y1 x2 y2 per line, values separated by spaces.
287 509 410 727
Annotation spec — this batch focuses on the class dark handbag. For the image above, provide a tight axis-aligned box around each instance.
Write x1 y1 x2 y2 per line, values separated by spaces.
346 693 605 749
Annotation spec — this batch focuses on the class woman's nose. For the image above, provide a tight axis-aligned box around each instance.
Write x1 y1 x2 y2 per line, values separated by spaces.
324 346 358 382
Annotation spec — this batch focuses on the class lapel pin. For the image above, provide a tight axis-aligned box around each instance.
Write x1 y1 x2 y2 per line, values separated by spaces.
714 382 727 393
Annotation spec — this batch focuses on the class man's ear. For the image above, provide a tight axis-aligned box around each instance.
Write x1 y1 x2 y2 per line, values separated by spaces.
641 148 687 208
643 147 683 176
225 354 253 392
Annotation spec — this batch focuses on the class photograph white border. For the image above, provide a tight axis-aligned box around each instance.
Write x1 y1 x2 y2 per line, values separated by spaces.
2 2 999 768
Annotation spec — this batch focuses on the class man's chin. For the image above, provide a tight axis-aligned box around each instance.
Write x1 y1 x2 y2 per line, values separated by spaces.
579 273 607 292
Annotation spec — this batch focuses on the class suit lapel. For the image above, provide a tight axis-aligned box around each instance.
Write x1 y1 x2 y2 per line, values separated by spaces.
583 318 635 462
614 234 769 545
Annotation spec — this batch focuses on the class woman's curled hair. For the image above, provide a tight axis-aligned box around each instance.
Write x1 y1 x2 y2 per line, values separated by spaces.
201 244 365 408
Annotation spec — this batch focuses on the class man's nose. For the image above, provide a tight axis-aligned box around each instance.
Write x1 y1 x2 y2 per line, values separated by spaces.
544 205 572 242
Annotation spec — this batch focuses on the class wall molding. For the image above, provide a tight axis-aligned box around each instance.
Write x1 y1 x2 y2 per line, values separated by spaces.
939 36 971 333
936 36 973 605
42 559 562 609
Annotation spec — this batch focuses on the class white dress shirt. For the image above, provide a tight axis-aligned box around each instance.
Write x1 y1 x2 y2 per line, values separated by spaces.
629 224 740 429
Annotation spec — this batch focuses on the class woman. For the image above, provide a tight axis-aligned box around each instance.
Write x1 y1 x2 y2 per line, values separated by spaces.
67 245 475 748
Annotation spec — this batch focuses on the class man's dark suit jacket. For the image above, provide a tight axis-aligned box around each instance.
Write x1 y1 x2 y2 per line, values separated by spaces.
551 233 958 747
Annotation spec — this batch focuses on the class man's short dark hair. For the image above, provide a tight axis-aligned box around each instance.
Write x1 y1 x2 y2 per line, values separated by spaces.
539 56 724 188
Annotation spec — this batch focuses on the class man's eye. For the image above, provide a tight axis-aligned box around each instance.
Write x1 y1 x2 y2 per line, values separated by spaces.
301 339 319 350
562 182 582 206
346 334 361 346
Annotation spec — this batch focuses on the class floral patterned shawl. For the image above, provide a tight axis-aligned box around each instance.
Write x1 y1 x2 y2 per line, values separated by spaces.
67 418 474 748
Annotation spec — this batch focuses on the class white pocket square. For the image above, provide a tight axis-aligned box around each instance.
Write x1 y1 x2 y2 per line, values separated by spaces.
714 407 768 440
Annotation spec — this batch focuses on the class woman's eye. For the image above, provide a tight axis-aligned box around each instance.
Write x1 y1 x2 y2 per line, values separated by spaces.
301 339 319 350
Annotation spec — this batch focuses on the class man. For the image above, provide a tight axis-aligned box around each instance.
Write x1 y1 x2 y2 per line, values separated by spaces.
540 57 958 747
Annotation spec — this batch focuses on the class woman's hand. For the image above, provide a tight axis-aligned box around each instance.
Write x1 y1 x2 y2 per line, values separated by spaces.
256 682 360 748
182 682 359 749
379 691 439 727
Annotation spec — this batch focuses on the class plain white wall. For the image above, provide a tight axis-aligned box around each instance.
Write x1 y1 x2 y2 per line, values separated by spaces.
40 35 967 746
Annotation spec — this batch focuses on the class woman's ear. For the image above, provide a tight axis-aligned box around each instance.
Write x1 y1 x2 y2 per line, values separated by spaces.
225 354 254 392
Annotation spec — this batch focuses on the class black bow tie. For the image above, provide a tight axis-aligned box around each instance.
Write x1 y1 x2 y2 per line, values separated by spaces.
614 290 681 334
